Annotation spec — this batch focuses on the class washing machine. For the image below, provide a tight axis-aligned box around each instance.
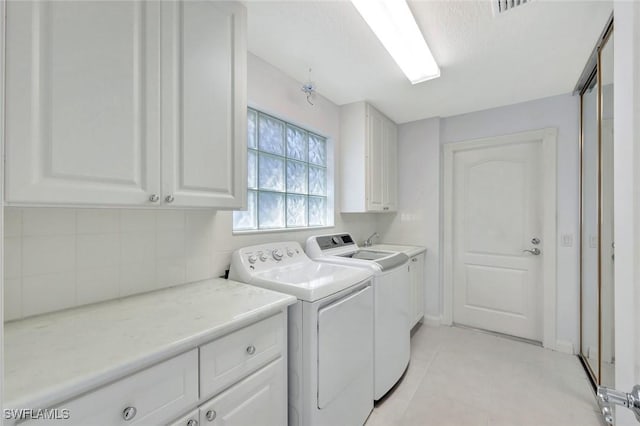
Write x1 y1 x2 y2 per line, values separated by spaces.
229 241 375 426
306 233 410 400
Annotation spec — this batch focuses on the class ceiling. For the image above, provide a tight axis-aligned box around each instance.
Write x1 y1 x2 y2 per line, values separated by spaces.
245 0 613 124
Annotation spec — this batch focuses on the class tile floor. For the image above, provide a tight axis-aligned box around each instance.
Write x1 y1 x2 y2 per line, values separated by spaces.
365 325 603 426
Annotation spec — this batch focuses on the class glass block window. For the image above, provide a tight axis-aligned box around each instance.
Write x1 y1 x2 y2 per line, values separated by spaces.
233 109 329 231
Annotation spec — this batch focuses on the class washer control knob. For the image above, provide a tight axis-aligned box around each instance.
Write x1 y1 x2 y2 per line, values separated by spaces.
272 249 284 261
259 252 267 262
287 249 294 257
332 236 341 244
248 255 257 264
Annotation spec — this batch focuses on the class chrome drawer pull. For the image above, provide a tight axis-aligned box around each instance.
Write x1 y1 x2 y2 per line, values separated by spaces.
206 410 217 421
122 406 137 421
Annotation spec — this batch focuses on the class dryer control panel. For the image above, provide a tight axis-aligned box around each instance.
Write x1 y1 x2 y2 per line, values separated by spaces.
229 241 310 279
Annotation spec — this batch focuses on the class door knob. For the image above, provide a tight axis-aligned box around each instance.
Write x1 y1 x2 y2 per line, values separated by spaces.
522 248 541 255
597 385 640 424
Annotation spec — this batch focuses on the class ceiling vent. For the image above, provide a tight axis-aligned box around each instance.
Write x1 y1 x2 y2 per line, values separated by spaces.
492 0 530 16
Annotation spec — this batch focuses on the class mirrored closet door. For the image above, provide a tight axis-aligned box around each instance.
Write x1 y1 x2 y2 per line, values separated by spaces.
578 16 614 387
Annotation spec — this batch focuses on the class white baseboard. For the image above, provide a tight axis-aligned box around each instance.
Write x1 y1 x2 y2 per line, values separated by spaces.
424 314 443 326
554 339 575 355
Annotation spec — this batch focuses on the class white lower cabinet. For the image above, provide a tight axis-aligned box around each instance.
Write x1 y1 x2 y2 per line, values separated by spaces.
198 359 285 426
409 253 426 329
33 350 199 426
18 314 287 426
170 359 284 426
199 313 284 400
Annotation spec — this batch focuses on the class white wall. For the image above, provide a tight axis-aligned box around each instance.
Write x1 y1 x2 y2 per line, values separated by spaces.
3 53 379 320
380 93 580 350
377 117 441 321
613 2 640 424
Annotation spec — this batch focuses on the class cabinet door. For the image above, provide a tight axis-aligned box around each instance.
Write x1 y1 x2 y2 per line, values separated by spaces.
383 118 398 211
5 1 161 206
199 358 285 426
169 409 199 426
410 254 425 328
161 1 247 208
366 107 385 211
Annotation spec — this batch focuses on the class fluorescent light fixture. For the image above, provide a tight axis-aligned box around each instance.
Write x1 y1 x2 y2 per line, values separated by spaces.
351 0 440 84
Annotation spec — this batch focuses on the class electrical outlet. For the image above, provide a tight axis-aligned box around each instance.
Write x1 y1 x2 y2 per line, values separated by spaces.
561 234 573 247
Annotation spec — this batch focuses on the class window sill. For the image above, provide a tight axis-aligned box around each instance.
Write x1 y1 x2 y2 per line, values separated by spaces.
232 224 335 236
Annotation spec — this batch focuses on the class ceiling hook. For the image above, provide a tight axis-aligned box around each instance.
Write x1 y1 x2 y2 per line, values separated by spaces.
301 68 316 106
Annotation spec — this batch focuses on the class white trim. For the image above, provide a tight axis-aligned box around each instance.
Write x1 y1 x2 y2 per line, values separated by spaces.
442 128 558 350
613 4 640 423
555 340 576 355
423 315 442 327
1 0 6 412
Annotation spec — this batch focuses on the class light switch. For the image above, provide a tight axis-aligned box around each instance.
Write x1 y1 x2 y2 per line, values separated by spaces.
560 234 573 247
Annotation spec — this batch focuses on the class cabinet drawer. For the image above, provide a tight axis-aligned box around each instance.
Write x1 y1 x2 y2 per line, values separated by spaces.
42 350 198 425
200 313 284 399
198 358 285 426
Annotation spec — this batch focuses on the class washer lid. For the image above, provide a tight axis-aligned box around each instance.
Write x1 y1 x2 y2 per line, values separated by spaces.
250 262 372 302
340 250 409 271
306 234 409 271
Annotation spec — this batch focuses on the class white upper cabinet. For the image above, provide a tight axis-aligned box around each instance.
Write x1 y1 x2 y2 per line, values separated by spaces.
161 1 246 208
340 102 398 213
5 0 247 209
5 1 162 206
383 114 398 211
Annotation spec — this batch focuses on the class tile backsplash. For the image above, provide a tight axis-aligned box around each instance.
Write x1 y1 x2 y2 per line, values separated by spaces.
4 208 221 321
4 207 380 321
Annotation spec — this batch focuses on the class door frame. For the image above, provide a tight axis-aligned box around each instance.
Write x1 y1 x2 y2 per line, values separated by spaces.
442 128 559 351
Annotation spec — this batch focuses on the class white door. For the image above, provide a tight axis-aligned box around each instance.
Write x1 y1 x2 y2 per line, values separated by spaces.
453 140 543 341
5 0 161 206
161 0 247 209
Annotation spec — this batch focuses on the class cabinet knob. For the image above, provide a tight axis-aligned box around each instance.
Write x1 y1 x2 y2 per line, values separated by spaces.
122 406 137 421
149 194 160 203
383 206 389 211
187 419 199 426
246 345 256 355
412 258 418 262
165 195 175 203
206 410 217 421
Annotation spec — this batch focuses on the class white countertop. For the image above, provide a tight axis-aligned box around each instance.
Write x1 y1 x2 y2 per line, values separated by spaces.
4 278 296 410
370 243 427 258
